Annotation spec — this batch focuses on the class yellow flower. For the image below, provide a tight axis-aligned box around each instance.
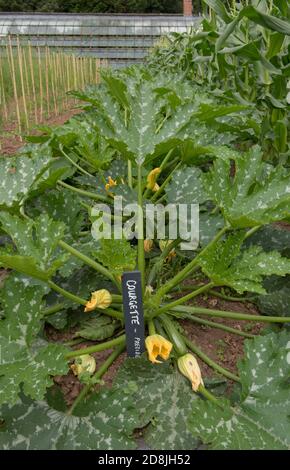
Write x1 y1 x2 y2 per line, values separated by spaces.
84 289 112 312
147 168 161 192
144 239 154 253
177 353 204 391
145 334 173 364
105 176 117 191
70 354 96 377
159 239 176 261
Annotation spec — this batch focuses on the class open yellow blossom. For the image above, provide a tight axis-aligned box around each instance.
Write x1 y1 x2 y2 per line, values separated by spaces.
84 289 112 312
71 354 96 377
144 239 154 253
177 353 204 391
145 334 173 364
105 176 117 192
147 168 161 192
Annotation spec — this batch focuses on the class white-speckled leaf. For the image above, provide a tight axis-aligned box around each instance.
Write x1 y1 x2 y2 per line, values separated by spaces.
95 239 136 276
189 331 290 449
116 358 199 450
205 145 290 227
166 167 207 204
0 276 68 405
0 213 68 281
0 152 51 209
199 232 290 293
0 389 138 450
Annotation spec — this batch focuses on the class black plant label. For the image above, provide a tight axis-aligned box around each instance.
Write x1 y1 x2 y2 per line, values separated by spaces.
122 271 145 358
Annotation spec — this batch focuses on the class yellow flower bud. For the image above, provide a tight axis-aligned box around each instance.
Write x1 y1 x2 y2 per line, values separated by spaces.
84 289 112 312
105 176 117 191
144 239 154 253
145 334 173 364
145 285 154 296
147 168 161 192
70 354 96 377
177 353 203 391
159 239 176 262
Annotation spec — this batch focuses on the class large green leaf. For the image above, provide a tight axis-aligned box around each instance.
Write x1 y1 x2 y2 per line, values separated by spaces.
166 167 208 204
80 72 235 165
0 276 68 406
95 239 136 276
199 232 290 293
0 152 51 209
26 189 85 239
205 145 290 227
0 213 68 281
0 357 199 450
189 331 290 449
116 358 199 450
253 275 290 317
0 390 138 450
74 315 120 341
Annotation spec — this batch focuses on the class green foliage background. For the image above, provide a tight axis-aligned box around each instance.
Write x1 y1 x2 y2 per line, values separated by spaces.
0 0 183 13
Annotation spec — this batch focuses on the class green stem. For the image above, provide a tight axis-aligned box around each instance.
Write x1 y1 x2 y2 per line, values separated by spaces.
57 180 110 203
198 384 221 406
148 320 156 335
48 280 87 306
151 161 182 203
128 160 133 188
65 334 126 359
137 164 145 292
172 305 290 324
58 240 119 289
160 149 174 171
147 238 181 286
208 289 254 303
155 225 228 300
153 283 215 319
245 225 261 239
42 302 66 316
67 343 125 415
100 307 124 321
184 337 241 383
170 311 255 339
59 147 93 178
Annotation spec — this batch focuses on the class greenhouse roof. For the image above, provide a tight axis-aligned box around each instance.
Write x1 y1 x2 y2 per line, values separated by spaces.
0 13 200 65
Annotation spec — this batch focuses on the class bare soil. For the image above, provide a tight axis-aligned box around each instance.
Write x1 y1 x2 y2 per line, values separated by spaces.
0 107 81 156
47 293 264 406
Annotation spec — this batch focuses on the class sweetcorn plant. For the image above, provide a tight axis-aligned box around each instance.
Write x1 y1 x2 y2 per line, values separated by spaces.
0 69 290 450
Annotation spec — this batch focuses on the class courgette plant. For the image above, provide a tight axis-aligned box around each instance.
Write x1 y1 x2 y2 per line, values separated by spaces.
1 69 290 450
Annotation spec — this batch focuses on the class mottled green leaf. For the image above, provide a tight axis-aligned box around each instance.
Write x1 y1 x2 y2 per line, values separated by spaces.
0 152 51 209
0 276 68 406
0 213 68 281
74 315 120 341
205 145 290 227
95 239 136 276
0 390 138 450
189 331 290 449
199 232 290 293
116 358 199 450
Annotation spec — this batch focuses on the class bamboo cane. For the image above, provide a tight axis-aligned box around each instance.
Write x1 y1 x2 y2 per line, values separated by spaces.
45 46 50 116
0 56 8 121
16 36 29 129
8 36 22 136
28 42 38 124
37 46 43 121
